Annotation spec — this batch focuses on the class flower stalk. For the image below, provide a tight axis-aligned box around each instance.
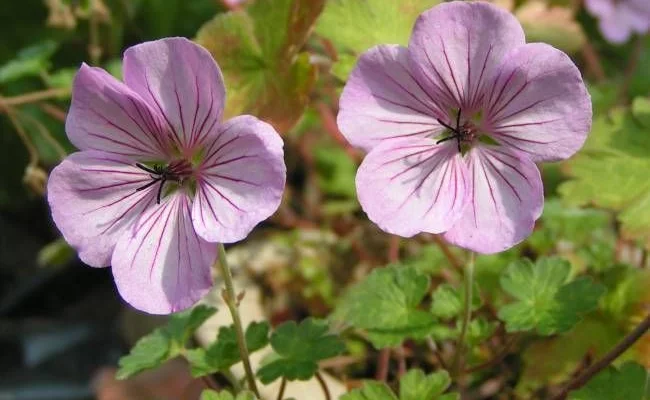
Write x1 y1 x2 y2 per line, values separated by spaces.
452 252 475 380
216 243 260 397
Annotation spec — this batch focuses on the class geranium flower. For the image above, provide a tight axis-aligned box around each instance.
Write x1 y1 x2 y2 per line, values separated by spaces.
47 38 286 314
337 1 591 253
585 0 650 44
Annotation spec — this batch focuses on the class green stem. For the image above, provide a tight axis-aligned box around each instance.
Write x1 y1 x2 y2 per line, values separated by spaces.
216 243 260 397
452 252 475 380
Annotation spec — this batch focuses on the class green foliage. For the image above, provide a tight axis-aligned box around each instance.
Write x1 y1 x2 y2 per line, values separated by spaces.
116 305 216 379
200 389 258 400
498 258 605 335
195 0 324 132
313 143 357 198
430 283 481 320
316 0 440 80
0 41 58 84
256 318 344 383
334 264 438 348
568 362 650 400
559 105 650 249
341 369 457 400
186 321 270 377
341 382 397 400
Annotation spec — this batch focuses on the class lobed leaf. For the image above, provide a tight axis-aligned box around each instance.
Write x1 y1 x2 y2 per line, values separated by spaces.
498 258 605 335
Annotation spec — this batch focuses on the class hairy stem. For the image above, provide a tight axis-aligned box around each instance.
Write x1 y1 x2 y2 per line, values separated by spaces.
216 243 260 397
552 312 650 399
452 252 475 380
276 377 287 400
315 372 331 400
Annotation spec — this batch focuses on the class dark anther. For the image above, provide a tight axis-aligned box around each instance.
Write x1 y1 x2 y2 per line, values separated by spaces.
436 109 464 153
135 162 180 204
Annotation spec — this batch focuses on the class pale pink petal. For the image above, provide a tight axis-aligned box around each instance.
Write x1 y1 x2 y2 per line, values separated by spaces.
599 16 633 43
123 37 226 153
192 116 285 243
483 43 591 162
585 0 614 17
112 192 216 314
408 1 525 113
337 45 444 151
66 64 170 159
47 151 158 267
355 138 469 237
443 146 543 254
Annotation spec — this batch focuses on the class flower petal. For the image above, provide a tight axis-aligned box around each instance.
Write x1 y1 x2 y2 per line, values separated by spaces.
356 138 469 237
66 64 170 158
483 43 592 162
123 37 226 152
337 45 443 151
408 1 525 113
47 150 158 267
443 146 543 254
192 115 286 243
112 192 216 314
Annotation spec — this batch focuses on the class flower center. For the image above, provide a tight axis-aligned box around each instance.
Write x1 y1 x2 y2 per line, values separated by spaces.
135 159 194 204
436 109 479 154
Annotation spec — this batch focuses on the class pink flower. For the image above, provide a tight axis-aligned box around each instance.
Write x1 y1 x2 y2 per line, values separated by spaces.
337 2 591 254
585 0 650 44
47 38 286 314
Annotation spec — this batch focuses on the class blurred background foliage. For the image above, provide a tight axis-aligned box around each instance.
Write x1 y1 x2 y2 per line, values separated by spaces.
1 0 650 399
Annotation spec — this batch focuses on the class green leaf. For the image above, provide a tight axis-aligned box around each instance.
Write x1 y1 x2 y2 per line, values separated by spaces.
568 362 649 400
256 318 344 383
196 0 324 132
632 97 650 128
341 381 398 400
187 321 270 377
400 369 453 400
498 258 605 335
200 389 258 400
116 329 170 379
316 0 440 80
117 305 217 379
167 304 218 345
334 264 437 348
430 283 481 320
559 107 650 249
0 40 58 84
341 369 457 400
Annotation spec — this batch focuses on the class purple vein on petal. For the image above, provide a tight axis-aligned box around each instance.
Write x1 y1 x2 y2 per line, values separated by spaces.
198 186 223 228
489 149 531 184
483 156 522 202
144 70 182 145
99 194 155 235
190 74 201 146
489 79 531 120
478 153 500 216
88 109 157 153
395 61 448 119
207 173 261 186
203 154 255 171
104 92 166 154
469 44 493 111
486 68 518 117
422 159 452 218
493 96 557 123
201 134 242 167
148 201 174 280
192 84 217 148
422 44 461 107
396 155 447 212
202 179 244 212
77 179 149 192
441 40 464 108
380 65 437 116
376 145 434 170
